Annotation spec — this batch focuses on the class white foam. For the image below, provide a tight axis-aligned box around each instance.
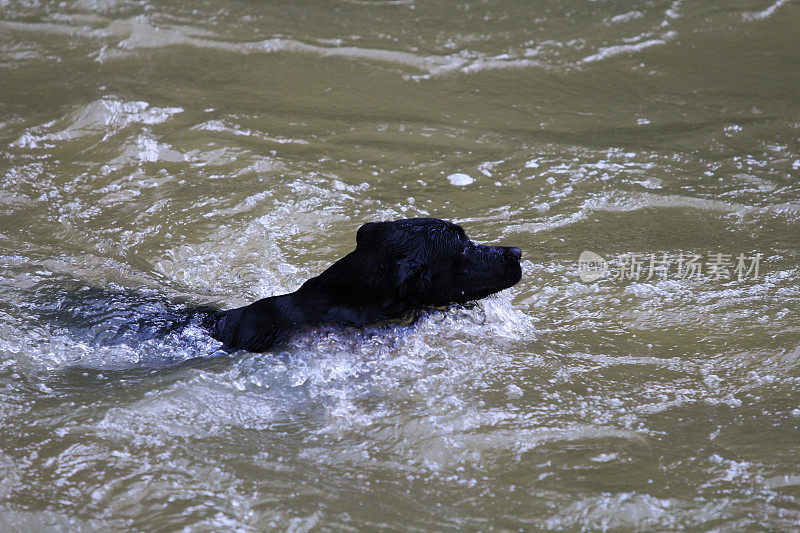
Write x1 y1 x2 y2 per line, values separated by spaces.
447 173 474 186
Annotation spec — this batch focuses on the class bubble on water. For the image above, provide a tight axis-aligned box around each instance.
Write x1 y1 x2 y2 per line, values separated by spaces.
447 173 474 186
506 384 524 398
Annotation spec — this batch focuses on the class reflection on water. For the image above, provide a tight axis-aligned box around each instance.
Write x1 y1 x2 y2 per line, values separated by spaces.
1 0 800 529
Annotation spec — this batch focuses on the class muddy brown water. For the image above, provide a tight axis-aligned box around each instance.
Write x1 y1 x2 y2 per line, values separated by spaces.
1 0 800 530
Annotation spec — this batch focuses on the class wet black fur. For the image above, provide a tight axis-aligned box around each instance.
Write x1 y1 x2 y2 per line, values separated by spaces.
204 218 522 353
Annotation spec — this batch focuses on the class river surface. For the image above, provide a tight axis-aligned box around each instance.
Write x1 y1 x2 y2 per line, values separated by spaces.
1 0 800 530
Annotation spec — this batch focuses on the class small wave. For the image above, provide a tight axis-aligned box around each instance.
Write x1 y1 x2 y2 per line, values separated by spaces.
581 34 674 64
11 97 182 149
341 0 414 5
0 510 110 532
608 11 645 25
86 17 547 77
1 12 694 78
0 19 108 38
545 493 678 530
742 0 792 21
505 189 800 237
0 16 560 78
193 119 309 145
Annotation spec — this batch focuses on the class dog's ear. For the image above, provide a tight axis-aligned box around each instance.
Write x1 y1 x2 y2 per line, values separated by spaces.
356 222 382 248
356 220 434 303
392 248 432 300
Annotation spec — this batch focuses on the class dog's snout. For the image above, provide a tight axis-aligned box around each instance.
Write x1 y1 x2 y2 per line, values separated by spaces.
509 247 522 260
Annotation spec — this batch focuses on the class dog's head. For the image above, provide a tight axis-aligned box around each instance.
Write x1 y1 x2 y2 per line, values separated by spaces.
301 218 522 318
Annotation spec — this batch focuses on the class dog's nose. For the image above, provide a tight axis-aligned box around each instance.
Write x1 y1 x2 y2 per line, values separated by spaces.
509 247 522 260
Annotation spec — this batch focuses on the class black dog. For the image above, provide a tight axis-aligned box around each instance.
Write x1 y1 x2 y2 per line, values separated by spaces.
203 218 522 352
